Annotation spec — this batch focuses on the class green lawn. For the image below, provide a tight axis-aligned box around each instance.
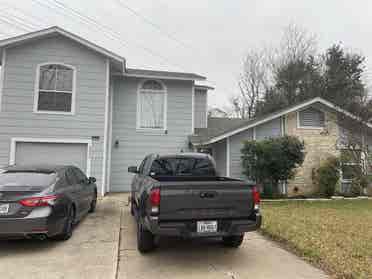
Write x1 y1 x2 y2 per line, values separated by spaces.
261 200 372 279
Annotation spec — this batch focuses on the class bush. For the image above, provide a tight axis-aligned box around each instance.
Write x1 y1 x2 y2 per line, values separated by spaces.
241 135 305 194
313 156 340 198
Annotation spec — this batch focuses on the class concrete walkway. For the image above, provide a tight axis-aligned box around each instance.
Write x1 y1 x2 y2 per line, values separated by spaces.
0 194 329 279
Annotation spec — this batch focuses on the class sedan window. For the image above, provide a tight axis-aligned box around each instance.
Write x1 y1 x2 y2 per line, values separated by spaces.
0 171 57 187
72 168 88 184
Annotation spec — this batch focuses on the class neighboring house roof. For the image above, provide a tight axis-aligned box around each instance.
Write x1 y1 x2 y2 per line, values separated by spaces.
208 108 228 118
123 68 206 81
190 97 372 146
0 26 126 73
190 117 248 145
195 84 215 90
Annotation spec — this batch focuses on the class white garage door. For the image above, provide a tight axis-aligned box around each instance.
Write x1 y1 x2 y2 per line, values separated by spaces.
15 142 88 173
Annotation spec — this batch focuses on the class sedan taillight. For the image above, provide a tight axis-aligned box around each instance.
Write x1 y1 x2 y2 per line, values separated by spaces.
19 195 58 207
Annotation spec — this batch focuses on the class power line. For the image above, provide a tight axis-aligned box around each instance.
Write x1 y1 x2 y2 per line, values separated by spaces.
114 0 195 51
0 16 30 32
0 2 230 96
32 0 187 70
0 9 42 31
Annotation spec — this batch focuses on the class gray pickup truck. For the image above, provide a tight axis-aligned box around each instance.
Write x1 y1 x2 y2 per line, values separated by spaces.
128 153 261 253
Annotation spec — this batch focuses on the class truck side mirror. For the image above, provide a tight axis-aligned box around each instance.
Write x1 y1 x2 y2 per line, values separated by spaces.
128 166 138 173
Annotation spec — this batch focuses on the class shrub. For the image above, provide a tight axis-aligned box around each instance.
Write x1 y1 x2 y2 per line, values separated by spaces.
313 156 340 198
241 135 305 195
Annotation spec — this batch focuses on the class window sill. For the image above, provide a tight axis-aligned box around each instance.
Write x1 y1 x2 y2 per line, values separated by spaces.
297 126 324 130
33 110 75 116
136 128 167 135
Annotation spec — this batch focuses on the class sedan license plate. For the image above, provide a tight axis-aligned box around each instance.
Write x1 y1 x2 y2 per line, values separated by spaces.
0 203 9 215
197 220 217 233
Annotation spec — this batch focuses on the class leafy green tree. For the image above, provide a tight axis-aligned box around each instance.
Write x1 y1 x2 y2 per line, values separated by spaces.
256 56 323 116
323 44 366 110
241 136 305 196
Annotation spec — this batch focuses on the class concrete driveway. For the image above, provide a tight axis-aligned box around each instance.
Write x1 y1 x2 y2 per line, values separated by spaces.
0 194 329 279
0 195 122 279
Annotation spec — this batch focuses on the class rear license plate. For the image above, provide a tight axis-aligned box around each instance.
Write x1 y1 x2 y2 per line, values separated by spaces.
0 203 9 215
197 220 217 233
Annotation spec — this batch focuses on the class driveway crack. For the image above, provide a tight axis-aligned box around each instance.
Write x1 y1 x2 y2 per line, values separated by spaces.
115 205 124 279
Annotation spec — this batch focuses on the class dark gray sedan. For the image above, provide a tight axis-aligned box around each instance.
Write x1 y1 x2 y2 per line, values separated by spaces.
0 165 97 241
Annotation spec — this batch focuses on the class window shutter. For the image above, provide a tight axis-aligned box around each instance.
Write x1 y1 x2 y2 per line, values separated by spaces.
299 108 325 127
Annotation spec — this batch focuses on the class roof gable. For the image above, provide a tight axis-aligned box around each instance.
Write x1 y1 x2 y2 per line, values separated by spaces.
194 97 372 145
0 26 126 72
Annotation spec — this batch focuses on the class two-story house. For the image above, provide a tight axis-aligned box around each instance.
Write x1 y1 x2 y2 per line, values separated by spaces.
0 26 371 196
0 26 211 195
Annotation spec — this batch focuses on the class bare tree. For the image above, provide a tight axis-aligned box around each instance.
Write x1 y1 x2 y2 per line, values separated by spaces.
230 49 269 119
336 95 372 195
229 24 317 119
271 23 318 71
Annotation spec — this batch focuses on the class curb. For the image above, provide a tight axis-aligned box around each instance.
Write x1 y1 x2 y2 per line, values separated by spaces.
262 196 372 202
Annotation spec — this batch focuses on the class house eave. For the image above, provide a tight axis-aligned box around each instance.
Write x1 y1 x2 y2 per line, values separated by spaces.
200 97 372 145
0 26 126 72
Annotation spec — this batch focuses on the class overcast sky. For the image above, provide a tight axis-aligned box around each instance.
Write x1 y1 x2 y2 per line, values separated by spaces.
1 0 372 110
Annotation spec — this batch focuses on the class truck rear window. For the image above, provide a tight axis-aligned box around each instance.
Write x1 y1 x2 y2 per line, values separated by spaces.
150 158 216 176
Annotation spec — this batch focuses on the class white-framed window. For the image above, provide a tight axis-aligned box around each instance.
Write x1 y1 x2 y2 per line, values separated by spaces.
34 63 76 115
297 107 325 129
137 79 167 130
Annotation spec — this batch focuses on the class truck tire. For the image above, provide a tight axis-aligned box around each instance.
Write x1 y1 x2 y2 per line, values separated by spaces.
130 200 135 216
137 222 155 253
222 234 244 247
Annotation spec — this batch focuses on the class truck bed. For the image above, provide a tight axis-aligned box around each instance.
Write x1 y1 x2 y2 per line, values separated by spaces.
152 175 255 221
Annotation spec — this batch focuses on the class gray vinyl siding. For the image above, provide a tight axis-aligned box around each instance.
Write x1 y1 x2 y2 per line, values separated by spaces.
299 107 325 127
229 128 253 179
110 77 193 191
211 139 226 176
0 35 107 193
255 117 282 140
194 89 207 129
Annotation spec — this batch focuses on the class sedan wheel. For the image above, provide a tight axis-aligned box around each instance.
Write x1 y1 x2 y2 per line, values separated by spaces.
89 192 97 213
51 206 75 241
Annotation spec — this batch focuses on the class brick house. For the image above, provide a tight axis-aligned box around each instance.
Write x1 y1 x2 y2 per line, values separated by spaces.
190 97 372 196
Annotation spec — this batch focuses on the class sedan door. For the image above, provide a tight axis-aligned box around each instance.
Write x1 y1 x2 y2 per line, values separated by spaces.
65 168 85 219
72 167 94 212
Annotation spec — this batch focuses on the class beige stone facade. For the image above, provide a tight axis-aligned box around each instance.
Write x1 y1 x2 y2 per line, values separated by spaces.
285 110 340 196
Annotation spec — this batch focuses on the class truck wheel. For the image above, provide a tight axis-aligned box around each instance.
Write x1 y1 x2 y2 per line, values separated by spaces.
222 234 244 247
130 200 135 216
137 222 155 253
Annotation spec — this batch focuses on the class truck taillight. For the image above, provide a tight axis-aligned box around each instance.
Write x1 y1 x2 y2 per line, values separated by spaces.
19 195 58 207
150 188 160 214
252 186 260 210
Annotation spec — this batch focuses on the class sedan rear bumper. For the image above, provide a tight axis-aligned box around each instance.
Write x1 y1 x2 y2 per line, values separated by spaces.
147 213 262 238
0 216 66 238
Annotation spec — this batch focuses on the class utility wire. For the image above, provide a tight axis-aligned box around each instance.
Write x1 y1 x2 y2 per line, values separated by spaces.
114 0 196 51
32 0 187 70
0 17 30 32
1 2 232 97
0 9 42 30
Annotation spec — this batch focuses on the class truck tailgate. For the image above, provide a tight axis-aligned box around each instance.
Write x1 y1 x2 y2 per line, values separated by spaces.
159 181 254 221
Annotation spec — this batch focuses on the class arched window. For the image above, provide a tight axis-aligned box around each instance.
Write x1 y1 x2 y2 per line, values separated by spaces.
34 63 76 114
137 80 167 129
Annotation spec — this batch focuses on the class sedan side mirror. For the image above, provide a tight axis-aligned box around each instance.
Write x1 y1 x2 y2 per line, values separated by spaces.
88 177 96 184
128 166 138 173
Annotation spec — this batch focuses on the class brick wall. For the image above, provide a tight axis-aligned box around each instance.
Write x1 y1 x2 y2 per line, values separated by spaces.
285 110 340 196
